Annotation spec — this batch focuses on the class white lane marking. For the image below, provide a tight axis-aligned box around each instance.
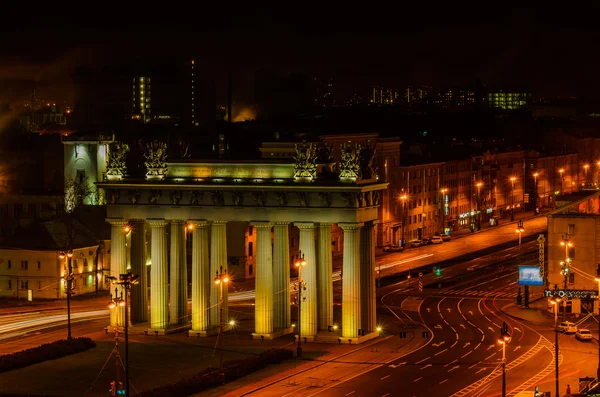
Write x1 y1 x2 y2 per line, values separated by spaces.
440 379 448 384
420 364 432 370
345 392 355 396
451 341 458 348
413 377 423 383
380 375 390 380
448 365 460 372
434 348 448 356
461 351 472 359
485 353 496 360
415 357 430 365
444 359 458 368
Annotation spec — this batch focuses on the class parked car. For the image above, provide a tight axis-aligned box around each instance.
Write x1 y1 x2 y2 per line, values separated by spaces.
383 245 404 252
576 329 593 341
429 236 444 244
558 321 578 334
434 234 451 242
410 239 424 248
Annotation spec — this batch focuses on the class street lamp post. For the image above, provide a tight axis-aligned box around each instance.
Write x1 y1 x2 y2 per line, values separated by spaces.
510 177 516 222
59 250 74 340
533 172 539 206
597 161 600 187
400 193 408 246
584 164 590 186
516 220 527 306
498 321 511 397
108 286 125 395
550 296 561 397
214 266 230 372
294 252 307 357
476 182 483 230
440 188 447 235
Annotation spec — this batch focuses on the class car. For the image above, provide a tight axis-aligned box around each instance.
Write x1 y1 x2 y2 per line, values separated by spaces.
576 329 593 341
429 236 444 244
434 234 451 242
410 239 424 248
383 245 404 252
558 321 578 334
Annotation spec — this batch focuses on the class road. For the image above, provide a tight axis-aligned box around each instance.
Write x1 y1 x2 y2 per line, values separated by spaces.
227 242 557 396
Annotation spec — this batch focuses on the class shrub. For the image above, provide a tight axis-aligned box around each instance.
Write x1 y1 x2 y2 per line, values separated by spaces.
139 348 293 397
0 337 96 373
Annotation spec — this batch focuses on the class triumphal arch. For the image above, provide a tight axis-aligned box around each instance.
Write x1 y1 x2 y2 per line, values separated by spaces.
98 140 387 343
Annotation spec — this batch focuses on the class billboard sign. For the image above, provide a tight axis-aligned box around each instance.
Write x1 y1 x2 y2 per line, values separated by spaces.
518 266 544 286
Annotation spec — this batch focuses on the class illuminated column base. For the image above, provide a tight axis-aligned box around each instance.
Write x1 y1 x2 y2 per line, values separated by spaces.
149 219 168 331
296 222 317 339
253 222 274 337
108 219 128 328
317 223 333 331
210 221 228 328
191 221 210 333
129 219 148 324
340 223 361 339
169 220 187 325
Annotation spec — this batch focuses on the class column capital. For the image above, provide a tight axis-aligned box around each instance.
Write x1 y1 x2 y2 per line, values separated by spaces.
274 222 290 227
147 218 168 227
295 222 315 229
170 219 186 224
212 220 228 226
128 218 146 224
338 222 363 231
188 220 209 228
317 222 332 227
252 221 273 229
106 218 128 226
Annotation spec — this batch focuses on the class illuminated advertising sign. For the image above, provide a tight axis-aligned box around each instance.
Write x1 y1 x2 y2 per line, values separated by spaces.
544 289 598 300
518 266 544 286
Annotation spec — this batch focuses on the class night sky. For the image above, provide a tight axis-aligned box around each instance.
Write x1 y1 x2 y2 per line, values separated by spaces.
1 6 599 105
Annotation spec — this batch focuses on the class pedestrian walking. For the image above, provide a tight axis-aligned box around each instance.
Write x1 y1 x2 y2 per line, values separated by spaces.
567 384 571 394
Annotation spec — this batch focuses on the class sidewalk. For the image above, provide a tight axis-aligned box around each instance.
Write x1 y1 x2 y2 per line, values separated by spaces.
501 298 555 326
450 209 538 240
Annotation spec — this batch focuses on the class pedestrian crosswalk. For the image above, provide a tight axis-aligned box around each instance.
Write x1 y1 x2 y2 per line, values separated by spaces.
441 288 519 298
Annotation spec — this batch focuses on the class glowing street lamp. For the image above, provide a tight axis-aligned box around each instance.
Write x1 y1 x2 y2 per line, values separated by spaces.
440 188 447 235
399 193 408 246
476 182 483 230
294 252 307 357
550 296 562 397
510 177 516 222
559 168 565 192
214 266 230 371
498 321 511 397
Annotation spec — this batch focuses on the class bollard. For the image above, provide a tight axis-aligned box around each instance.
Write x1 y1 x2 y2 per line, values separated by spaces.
154 330 159 336
144 330 148 336
338 338 342 345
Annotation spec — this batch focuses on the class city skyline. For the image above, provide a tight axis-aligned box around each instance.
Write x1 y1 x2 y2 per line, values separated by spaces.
2 6 600 106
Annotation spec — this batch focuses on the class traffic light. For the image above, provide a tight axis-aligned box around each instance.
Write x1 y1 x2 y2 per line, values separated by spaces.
109 381 116 396
534 386 540 397
435 267 441 277
117 381 125 395
560 261 570 276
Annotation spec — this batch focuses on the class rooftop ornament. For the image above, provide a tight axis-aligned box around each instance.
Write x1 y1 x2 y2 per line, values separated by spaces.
144 140 168 181
106 142 130 181
339 142 360 183
293 141 317 182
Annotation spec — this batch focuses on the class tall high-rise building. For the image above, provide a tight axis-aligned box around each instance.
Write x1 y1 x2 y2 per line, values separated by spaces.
312 77 334 107
371 86 399 105
132 76 151 123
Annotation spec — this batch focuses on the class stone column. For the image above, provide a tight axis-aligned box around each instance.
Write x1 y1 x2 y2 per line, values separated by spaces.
148 219 168 330
273 222 290 330
108 219 128 328
191 221 210 332
360 221 376 333
210 221 228 328
129 219 148 324
296 222 317 339
317 223 333 331
340 223 361 339
169 220 187 325
253 221 273 337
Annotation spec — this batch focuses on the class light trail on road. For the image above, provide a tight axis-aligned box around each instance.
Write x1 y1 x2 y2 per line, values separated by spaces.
0 310 108 338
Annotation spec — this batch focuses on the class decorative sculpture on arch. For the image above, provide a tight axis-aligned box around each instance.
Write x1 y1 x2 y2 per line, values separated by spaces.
210 191 224 206
232 191 244 206
109 190 120 204
144 140 168 180
275 192 288 206
341 192 357 207
128 189 140 204
190 191 203 205
339 142 361 183
318 192 332 207
293 141 317 182
106 142 130 181
149 190 162 205
171 190 182 205
253 191 267 206
297 192 308 207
